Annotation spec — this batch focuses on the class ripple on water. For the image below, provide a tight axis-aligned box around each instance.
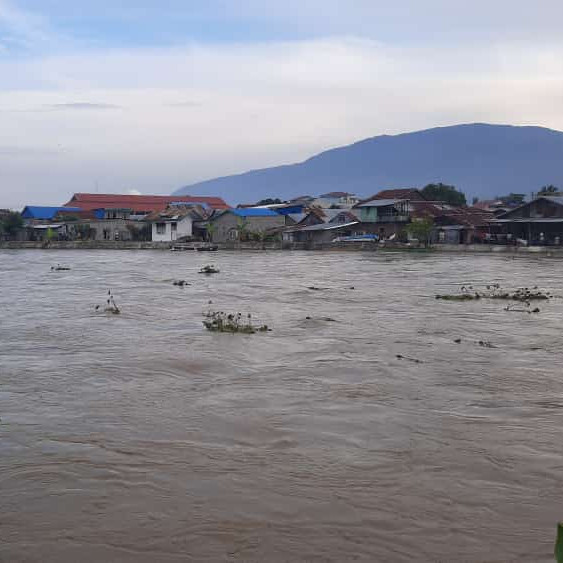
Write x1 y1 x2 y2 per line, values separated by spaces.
1 249 563 562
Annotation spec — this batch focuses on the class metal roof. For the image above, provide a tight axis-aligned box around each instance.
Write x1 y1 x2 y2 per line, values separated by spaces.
21 206 82 220
230 208 279 217
286 221 359 232
63 193 230 211
357 199 400 208
543 196 563 206
493 218 563 223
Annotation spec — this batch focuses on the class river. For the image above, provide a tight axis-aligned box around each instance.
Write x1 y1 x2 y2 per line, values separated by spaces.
1 249 562 562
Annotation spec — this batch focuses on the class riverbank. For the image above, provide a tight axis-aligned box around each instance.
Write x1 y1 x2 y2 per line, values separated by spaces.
4 240 563 256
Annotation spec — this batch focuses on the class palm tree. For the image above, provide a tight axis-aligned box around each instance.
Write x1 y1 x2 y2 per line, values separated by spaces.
236 217 249 241
205 221 217 243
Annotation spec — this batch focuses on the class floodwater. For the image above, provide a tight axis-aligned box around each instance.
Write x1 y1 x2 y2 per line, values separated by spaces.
1 249 563 562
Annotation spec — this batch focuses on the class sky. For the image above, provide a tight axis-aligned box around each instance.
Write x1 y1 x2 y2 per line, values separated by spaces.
1 0 563 208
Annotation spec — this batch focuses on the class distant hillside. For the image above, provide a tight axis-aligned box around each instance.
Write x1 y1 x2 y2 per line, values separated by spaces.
175 123 563 204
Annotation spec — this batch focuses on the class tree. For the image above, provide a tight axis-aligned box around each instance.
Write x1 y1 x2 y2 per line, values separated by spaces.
205 221 217 243
421 183 466 206
407 218 434 247
498 193 525 206
235 217 249 241
538 185 560 196
472 196 480 205
0 212 24 239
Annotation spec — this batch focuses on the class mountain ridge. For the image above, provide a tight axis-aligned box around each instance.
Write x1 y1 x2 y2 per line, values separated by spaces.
174 123 563 204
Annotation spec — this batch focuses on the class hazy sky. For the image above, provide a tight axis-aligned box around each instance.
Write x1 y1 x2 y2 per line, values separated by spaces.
1 0 563 208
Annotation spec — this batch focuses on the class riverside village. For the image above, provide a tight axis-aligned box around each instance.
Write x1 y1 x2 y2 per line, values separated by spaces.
3 184 563 253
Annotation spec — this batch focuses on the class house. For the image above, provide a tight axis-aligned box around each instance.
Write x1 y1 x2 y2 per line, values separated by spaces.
63 193 230 213
354 198 412 238
282 221 363 245
313 192 359 209
281 208 370 245
433 207 494 244
353 188 494 243
473 200 512 216
146 204 208 242
21 206 84 222
355 189 428 224
492 196 563 245
208 208 285 243
298 208 359 227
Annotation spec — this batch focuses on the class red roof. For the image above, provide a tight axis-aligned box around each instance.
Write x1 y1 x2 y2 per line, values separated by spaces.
63 193 230 212
355 188 427 207
372 188 426 201
434 206 494 227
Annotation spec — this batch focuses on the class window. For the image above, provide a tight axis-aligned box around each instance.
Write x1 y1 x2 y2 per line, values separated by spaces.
156 223 166 234
171 222 177 232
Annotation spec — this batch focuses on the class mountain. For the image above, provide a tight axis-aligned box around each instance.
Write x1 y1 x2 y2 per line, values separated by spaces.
174 123 563 204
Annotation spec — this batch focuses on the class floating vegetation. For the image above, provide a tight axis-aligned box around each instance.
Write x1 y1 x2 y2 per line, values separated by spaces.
95 289 120 314
51 264 71 271
203 311 269 334
199 265 220 274
173 280 190 287
436 284 552 303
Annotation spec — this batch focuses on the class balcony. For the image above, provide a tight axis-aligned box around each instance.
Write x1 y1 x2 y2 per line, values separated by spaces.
375 214 410 223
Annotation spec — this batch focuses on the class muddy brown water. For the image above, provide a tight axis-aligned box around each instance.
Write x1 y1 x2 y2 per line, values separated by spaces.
1 249 563 562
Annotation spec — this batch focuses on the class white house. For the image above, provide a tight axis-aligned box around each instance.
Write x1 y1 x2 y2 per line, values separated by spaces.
147 205 202 242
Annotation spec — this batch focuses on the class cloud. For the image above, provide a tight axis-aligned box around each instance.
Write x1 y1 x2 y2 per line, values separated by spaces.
45 102 122 110
164 101 203 108
1 32 563 209
0 145 60 156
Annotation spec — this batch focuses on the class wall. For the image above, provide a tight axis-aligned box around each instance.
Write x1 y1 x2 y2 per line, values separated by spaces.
210 213 285 243
78 219 135 241
151 216 193 242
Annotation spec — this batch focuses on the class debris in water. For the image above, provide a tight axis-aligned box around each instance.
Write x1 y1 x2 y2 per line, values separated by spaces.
96 289 120 314
203 311 270 333
436 284 552 303
504 304 541 314
51 264 71 271
173 280 190 287
436 293 479 301
396 354 422 364
199 265 220 274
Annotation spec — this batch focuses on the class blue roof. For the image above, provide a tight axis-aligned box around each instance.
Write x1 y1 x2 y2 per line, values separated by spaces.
21 206 82 220
231 208 279 217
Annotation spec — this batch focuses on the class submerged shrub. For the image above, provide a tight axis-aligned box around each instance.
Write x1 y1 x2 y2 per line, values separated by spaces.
203 311 269 334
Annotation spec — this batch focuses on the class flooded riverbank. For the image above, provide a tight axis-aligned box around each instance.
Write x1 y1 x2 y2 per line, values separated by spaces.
1 250 563 562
